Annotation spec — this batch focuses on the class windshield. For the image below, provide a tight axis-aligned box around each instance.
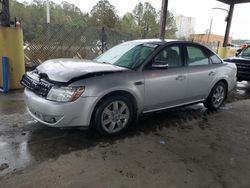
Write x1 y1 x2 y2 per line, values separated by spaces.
94 42 158 69
240 46 250 59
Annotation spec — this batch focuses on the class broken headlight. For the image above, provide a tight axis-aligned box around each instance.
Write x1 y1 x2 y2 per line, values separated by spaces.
46 86 85 102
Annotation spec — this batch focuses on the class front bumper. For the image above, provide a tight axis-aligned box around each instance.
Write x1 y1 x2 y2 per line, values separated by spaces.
24 89 98 127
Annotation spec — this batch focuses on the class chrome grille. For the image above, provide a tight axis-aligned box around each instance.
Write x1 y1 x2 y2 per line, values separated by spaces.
21 74 52 97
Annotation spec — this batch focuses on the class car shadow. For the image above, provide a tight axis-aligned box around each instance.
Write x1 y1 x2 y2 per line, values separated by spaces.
26 103 217 162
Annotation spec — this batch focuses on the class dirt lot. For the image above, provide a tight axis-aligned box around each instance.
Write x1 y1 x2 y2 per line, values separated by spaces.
1 82 250 188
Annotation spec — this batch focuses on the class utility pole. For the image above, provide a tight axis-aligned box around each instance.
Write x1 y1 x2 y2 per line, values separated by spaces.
212 7 230 47
159 0 168 39
46 0 50 40
46 0 50 24
207 18 213 43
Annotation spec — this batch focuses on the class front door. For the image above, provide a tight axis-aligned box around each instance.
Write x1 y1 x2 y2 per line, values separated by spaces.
143 45 188 113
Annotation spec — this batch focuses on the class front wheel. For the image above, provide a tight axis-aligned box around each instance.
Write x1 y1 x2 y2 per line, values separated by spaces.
204 82 227 110
93 96 134 136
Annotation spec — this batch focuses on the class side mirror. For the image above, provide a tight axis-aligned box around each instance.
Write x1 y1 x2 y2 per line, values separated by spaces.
152 60 169 69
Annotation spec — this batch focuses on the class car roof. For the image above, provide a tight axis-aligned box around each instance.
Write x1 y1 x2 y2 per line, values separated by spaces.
122 39 178 45
123 39 206 47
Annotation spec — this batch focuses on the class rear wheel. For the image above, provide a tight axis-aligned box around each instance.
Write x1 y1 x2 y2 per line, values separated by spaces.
204 82 227 110
93 96 134 136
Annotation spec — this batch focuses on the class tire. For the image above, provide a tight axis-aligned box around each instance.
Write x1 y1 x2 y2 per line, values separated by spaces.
93 95 134 136
204 82 227 111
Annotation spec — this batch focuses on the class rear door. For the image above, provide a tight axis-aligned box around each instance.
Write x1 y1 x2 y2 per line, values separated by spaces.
185 44 218 101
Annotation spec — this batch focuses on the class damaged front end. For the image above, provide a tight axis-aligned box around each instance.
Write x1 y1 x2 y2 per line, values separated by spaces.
21 70 53 98
21 70 86 103
21 68 123 102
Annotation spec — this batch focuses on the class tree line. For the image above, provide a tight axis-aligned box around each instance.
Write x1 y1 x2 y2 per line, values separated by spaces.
10 0 177 42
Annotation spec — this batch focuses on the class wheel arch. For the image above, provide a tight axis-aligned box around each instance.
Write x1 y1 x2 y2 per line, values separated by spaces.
204 79 229 110
211 79 229 99
90 90 139 127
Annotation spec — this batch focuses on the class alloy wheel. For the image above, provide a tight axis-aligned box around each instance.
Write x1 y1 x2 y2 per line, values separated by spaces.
101 100 130 134
212 85 225 108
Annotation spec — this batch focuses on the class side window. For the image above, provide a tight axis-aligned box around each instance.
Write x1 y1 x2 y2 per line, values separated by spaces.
153 45 182 68
206 49 222 64
187 46 209 66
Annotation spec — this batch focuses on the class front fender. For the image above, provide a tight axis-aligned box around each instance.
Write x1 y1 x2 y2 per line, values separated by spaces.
71 71 145 125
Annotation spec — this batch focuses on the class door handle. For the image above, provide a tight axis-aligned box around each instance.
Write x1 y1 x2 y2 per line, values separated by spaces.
208 71 216 76
134 81 144 85
175 75 186 81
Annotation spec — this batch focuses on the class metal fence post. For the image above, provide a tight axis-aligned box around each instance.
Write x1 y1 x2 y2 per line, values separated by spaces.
101 27 108 53
217 41 221 53
2 56 9 93
101 27 105 53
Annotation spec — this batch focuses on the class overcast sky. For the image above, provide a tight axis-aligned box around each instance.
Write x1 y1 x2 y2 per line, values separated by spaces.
19 0 250 39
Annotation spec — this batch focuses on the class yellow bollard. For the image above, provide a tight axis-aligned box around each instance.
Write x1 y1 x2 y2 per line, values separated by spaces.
218 47 230 59
0 26 25 89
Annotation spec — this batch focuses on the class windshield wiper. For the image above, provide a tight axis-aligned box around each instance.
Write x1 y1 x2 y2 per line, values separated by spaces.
101 61 111 64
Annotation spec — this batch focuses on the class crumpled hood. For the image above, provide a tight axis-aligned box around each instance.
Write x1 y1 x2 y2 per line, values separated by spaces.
36 58 128 83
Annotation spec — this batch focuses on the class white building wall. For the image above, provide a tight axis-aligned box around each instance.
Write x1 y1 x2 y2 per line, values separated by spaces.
175 15 196 39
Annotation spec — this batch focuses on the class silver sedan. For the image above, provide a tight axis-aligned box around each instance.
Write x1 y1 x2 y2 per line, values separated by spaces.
21 39 237 135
